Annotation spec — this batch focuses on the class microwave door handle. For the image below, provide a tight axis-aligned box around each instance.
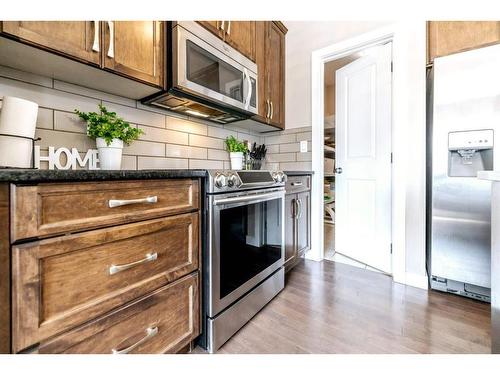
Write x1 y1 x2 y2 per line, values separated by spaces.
243 68 252 110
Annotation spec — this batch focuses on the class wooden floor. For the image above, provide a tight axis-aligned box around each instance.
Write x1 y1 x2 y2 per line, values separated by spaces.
197 259 491 354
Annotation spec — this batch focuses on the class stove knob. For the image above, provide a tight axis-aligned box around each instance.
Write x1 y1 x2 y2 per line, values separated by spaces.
278 171 287 183
272 171 279 183
227 173 241 188
214 173 227 188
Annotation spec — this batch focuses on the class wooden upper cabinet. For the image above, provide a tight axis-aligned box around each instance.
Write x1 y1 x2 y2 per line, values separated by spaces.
267 22 286 129
428 21 500 63
1 21 100 65
197 21 256 61
255 21 286 129
103 21 163 87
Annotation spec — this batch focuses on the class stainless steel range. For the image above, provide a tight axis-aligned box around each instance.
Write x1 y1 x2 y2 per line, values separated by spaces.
201 170 286 353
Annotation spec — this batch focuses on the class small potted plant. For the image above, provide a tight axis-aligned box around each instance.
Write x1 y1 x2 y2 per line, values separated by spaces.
225 136 248 170
75 104 143 170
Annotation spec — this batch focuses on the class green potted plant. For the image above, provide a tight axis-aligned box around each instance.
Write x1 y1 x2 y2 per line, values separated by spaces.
225 135 248 170
75 104 143 170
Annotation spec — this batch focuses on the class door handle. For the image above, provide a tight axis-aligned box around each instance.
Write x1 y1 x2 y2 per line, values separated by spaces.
92 21 100 52
296 198 303 219
335 167 343 174
107 21 114 58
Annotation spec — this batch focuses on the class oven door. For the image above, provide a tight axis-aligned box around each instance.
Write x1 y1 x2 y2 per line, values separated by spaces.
208 188 285 317
173 22 257 114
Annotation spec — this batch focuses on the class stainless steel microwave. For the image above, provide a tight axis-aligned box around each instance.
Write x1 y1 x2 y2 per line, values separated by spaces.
143 21 258 124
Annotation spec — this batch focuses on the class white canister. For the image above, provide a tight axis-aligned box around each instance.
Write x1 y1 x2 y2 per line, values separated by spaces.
0 96 39 138
96 137 123 170
230 152 244 170
0 135 33 168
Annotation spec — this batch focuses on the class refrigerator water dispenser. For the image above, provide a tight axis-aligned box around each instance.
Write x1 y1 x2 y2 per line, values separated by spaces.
448 129 494 177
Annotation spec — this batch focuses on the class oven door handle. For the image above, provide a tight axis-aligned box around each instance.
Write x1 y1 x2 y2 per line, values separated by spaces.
213 191 284 206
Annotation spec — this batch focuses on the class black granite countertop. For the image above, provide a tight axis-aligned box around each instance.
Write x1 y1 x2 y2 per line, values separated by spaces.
0 169 208 183
284 170 314 176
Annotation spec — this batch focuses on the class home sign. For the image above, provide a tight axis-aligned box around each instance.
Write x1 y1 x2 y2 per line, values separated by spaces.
34 146 100 170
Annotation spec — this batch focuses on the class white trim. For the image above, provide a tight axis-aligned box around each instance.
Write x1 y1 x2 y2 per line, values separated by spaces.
402 272 429 290
308 23 426 287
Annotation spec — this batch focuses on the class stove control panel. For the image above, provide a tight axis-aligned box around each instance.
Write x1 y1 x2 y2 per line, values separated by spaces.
208 170 285 193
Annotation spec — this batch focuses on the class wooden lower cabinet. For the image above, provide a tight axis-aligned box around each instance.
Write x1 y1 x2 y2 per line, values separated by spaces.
284 175 311 271
38 273 199 354
4 178 201 354
427 21 500 64
1 21 100 65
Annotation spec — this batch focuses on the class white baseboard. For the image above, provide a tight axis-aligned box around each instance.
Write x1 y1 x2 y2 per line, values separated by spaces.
401 272 428 290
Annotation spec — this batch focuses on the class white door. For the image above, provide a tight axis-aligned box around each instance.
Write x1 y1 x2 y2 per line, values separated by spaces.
335 42 392 273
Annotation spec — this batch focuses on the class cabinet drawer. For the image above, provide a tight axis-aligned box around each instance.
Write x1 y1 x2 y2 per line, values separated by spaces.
11 179 199 241
285 175 311 194
12 212 199 353
38 273 200 354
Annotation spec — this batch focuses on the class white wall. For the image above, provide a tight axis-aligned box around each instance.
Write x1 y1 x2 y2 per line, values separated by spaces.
285 21 390 129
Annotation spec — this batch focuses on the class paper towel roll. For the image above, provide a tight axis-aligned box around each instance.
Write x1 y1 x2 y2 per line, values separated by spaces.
0 96 38 138
0 135 33 168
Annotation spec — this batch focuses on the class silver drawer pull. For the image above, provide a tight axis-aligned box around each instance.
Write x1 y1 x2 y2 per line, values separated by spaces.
291 181 303 186
108 195 158 208
112 326 158 354
109 253 158 275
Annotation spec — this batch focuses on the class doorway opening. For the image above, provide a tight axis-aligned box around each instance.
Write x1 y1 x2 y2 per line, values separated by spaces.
321 43 393 275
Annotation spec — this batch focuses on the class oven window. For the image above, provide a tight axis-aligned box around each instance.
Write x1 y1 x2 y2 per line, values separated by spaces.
186 40 244 103
219 198 282 299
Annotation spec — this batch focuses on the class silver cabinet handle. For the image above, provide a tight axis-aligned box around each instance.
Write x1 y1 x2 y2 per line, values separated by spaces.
297 198 303 219
107 21 114 58
92 21 100 52
108 195 157 208
270 101 274 120
109 252 158 275
266 100 270 119
226 21 231 35
220 21 225 32
112 326 158 354
291 181 303 186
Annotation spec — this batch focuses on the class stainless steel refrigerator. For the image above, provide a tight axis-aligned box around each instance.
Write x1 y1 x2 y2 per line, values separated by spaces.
429 44 500 302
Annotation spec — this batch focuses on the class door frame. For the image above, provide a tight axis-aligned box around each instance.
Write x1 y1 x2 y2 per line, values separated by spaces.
310 24 417 286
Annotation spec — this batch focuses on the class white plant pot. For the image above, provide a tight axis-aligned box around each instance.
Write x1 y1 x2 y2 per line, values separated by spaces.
230 152 244 170
96 138 123 170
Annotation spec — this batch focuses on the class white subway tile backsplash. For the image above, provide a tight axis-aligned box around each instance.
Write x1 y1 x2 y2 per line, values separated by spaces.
189 159 224 169
279 161 311 171
54 80 136 107
207 149 230 161
279 142 300 153
122 155 137 170
264 133 296 145
267 153 296 163
137 156 188 170
123 140 165 157
138 125 189 145
189 134 224 149
35 129 96 150
0 76 99 113
265 144 280 154
103 101 165 129
297 152 312 161
296 132 312 141
0 65 53 88
37 108 54 130
166 144 207 159
54 111 86 133
167 116 207 135
207 126 238 139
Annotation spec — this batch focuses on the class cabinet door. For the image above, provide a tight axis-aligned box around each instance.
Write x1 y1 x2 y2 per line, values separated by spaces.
226 21 256 61
284 194 296 264
296 191 311 256
103 21 163 87
1 21 100 65
266 22 286 129
197 21 223 39
428 21 500 63
254 22 268 122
